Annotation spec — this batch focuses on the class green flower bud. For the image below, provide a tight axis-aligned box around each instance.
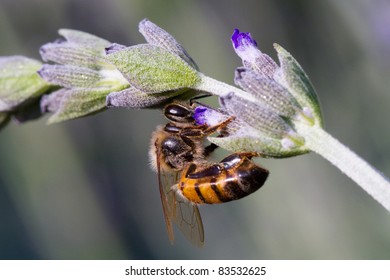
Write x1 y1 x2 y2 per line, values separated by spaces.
104 19 202 108
40 29 111 70
41 87 110 124
38 29 129 123
234 67 301 118
139 18 198 70
0 56 50 112
220 92 292 139
106 87 188 108
273 44 323 126
106 44 201 93
38 65 102 88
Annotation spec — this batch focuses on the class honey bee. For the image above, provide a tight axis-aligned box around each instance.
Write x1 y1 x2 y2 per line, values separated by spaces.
149 102 269 246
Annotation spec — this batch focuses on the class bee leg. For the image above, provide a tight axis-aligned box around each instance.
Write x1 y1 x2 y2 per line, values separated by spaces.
235 151 262 159
203 143 219 157
179 127 207 138
201 116 235 135
180 116 235 138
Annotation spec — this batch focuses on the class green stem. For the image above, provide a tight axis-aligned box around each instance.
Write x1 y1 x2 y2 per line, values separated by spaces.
295 122 390 212
195 74 258 104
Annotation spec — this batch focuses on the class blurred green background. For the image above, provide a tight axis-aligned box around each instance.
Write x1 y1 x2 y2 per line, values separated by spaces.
1 0 390 259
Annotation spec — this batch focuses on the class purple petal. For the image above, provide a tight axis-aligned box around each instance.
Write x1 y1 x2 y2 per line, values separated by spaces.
193 106 208 125
231 29 241 48
194 106 229 127
231 29 257 50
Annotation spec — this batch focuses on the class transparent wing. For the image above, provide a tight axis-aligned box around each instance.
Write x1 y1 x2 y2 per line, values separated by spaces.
155 143 204 247
156 145 175 244
158 174 175 243
170 186 204 247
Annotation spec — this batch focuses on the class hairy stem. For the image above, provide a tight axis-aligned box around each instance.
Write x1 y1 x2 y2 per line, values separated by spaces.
195 74 257 104
295 122 390 212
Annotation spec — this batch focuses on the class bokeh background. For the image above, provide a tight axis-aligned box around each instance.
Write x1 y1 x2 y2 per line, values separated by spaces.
1 0 390 259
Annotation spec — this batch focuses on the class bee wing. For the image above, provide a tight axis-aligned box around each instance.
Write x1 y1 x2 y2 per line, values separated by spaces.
155 145 175 244
170 185 205 247
155 143 204 247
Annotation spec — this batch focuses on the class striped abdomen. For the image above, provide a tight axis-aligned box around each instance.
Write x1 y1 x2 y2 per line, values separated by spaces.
178 153 269 204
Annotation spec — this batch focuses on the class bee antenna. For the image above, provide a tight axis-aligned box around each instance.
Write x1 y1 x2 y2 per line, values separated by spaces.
189 93 212 106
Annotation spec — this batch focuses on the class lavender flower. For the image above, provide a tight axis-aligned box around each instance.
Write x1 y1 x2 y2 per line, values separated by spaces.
193 106 208 125
231 29 278 78
231 29 258 61
193 28 323 158
193 105 229 127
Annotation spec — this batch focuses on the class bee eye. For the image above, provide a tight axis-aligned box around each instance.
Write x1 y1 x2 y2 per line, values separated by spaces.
164 104 194 123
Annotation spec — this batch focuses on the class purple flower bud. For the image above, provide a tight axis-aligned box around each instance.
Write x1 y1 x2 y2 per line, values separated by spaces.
231 29 261 63
231 29 278 78
231 29 257 49
193 106 208 125
194 105 230 127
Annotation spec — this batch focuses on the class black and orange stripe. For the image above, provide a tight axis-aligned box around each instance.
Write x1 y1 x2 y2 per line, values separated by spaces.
179 155 269 204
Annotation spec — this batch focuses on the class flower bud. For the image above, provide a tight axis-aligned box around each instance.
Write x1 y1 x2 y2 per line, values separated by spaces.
273 44 323 126
231 29 278 78
106 87 186 108
0 56 50 112
193 105 229 126
41 87 110 124
40 33 110 70
234 67 300 117
105 19 202 109
38 65 102 88
220 92 292 139
38 29 130 123
139 18 198 70
106 44 200 93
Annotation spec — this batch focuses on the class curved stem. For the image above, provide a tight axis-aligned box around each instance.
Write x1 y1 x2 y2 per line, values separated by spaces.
295 122 390 212
194 74 258 104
